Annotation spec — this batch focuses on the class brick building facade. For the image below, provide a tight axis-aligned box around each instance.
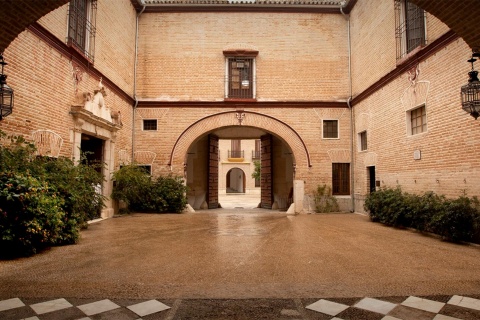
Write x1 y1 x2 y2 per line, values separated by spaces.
0 0 478 216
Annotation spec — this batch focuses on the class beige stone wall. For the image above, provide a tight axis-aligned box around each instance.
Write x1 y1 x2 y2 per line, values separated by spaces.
352 38 479 212
137 12 349 101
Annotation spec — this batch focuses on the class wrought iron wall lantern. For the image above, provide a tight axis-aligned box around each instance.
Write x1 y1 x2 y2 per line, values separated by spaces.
0 53 14 120
461 51 480 119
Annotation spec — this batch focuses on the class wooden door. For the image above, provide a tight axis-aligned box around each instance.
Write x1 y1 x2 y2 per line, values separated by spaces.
207 134 219 209
260 134 273 209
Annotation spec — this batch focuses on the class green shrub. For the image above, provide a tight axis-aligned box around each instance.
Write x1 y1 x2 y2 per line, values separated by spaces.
364 187 480 243
0 131 104 257
314 184 339 213
0 173 65 257
430 196 478 242
112 164 187 213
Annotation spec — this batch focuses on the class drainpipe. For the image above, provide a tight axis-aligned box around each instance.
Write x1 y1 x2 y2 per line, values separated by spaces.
341 4 355 213
132 2 146 161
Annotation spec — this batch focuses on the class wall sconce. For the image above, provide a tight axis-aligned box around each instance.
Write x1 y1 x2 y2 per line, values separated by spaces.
0 53 13 120
461 51 480 119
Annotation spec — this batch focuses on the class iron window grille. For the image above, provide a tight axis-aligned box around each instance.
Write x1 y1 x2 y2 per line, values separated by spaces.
332 163 350 196
143 119 158 131
323 120 339 139
228 150 244 158
226 57 255 99
252 139 261 159
67 0 97 62
395 0 426 61
410 105 427 135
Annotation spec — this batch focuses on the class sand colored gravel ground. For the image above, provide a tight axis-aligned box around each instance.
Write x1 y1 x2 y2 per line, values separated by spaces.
1 210 479 300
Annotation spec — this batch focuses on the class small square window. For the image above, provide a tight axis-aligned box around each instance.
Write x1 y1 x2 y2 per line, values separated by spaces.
143 119 157 131
359 131 367 151
409 105 427 135
323 120 339 139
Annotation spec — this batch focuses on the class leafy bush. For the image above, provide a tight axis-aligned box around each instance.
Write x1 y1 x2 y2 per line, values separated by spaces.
314 184 339 213
0 173 65 256
364 187 480 243
0 131 104 257
112 164 187 213
430 196 479 242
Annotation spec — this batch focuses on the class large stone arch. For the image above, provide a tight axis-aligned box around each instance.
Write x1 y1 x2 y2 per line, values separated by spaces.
0 0 70 52
169 111 311 178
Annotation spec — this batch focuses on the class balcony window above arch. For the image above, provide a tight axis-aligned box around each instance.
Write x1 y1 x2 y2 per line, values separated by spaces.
224 50 258 101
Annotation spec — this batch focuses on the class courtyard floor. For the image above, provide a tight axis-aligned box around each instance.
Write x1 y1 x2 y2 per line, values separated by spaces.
1 204 480 319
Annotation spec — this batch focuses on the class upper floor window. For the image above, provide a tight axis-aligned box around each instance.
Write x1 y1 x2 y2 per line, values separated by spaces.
224 50 258 100
395 0 426 61
323 120 339 139
408 105 427 135
359 131 367 151
68 0 97 62
229 139 243 158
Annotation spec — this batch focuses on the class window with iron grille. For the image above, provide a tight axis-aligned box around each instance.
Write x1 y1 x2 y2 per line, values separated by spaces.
359 131 367 151
409 105 427 135
395 0 426 60
67 0 97 62
229 139 243 158
323 120 339 139
252 139 261 159
143 119 157 131
226 57 255 99
332 163 350 195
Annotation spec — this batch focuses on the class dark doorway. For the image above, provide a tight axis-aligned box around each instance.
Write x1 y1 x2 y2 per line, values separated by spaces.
81 134 104 172
368 166 376 193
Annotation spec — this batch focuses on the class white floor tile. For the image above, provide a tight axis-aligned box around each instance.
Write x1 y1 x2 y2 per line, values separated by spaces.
127 300 170 317
331 318 344 320
447 295 480 311
30 298 73 315
0 298 25 312
401 296 445 313
382 316 402 320
433 314 462 320
354 297 397 315
22 317 40 320
305 299 349 316
77 299 120 316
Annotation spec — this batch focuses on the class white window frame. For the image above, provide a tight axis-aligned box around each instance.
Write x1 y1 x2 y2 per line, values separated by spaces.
406 104 428 136
322 119 339 139
358 131 368 152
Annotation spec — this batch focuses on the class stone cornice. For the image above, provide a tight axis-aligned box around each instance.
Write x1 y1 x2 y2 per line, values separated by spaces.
136 100 348 108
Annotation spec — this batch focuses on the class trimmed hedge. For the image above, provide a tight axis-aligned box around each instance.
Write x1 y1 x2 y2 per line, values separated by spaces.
364 187 480 243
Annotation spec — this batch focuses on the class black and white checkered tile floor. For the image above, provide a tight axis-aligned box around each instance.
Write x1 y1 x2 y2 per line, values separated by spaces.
0 295 479 319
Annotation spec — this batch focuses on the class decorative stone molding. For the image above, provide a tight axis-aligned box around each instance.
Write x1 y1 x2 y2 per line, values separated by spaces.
31 130 63 158
364 152 378 167
401 80 430 111
356 113 370 133
136 108 169 120
134 151 157 165
118 149 131 165
327 149 351 163
70 79 123 132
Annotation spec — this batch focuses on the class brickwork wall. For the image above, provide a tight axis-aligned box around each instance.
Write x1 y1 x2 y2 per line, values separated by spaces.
352 37 480 212
349 0 397 96
1 1 136 166
135 106 352 210
136 12 349 101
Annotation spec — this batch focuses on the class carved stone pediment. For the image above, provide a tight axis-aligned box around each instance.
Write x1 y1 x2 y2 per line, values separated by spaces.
70 79 123 131
70 105 122 132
